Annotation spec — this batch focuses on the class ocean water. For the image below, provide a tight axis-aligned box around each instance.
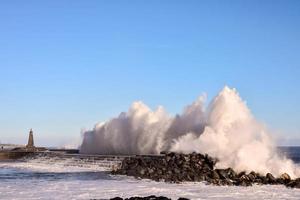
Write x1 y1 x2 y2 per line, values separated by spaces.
0 147 300 200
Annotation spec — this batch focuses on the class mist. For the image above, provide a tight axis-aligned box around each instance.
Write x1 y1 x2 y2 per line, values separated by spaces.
80 86 300 178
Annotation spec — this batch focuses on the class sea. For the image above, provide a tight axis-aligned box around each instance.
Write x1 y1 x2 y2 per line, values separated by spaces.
0 147 300 200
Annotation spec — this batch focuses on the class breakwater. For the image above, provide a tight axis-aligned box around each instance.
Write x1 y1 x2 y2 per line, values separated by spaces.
113 152 300 188
0 150 35 160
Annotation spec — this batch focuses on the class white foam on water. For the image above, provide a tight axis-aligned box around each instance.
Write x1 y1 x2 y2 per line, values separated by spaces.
0 159 299 200
0 173 299 200
0 156 118 173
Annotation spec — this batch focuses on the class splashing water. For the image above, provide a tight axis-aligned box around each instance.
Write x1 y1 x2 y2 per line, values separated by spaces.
80 86 300 178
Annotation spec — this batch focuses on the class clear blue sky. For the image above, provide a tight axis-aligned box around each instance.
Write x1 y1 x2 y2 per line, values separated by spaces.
0 0 299 146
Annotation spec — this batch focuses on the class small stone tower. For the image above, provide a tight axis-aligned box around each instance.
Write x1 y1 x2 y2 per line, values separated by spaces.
26 129 35 148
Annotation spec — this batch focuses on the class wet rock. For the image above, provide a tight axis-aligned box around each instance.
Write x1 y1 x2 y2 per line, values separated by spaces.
247 173 255 182
286 178 300 188
259 175 269 184
110 197 123 200
226 168 237 179
221 178 234 186
276 173 291 184
240 174 250 182
237 180 252 187
280 173 291 181
138 168 146 176
211 170 220 179
112 152 300 189
173 168 180 174
114 196 172 200
216 169 227 179
216 168 236 180
266 173 277 184
238 171 246 178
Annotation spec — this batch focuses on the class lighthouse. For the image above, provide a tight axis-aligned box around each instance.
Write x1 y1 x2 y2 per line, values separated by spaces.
26 129 35 148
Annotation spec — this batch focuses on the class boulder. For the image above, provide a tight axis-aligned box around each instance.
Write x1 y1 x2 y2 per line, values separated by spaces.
211 170 220 179
286 178 300 188
247 174 255 182
280 173 291 181
110 197 123 200
239 174 250 182
123 196 172 200
112 152 300 189
216 169 228 179
238 171 246 178
266 173 277 184
216 168 236 179
226 168 237 179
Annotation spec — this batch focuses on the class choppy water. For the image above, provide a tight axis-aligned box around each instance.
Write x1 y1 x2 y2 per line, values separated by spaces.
279 146 300 163
0 147 300 200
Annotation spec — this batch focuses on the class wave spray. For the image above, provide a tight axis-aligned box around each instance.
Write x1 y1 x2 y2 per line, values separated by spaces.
80 86 300 177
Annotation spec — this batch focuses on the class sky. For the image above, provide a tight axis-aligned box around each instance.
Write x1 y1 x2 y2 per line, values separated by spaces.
0 0 299 146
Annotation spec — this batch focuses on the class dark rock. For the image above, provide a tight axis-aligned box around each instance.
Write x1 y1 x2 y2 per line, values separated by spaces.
220 178 233 186
238 171 246 178
280 173 291 181
266 173 277 184
138 168 146 176
194 175 205 182
240 174 250 182
216 168 236 180
236 174 252 186
276 178 285 184
258 175 269 184
216 169 227 179
226 168 237 179
247 173 255 182
183 155 190 162
276 173 291 185
238 180 252 187
112 152 300 189
173 168 180 174
160 151 169 155
110 198 123 200
286 179 300 188
123 196 171 200
211 170 220 179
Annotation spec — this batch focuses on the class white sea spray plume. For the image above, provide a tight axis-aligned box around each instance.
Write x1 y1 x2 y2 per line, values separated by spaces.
80 86 300 178
80 102 171 154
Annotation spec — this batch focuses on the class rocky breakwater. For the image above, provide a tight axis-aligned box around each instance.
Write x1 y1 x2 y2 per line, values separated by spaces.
109 196 188 200
112 152 300 188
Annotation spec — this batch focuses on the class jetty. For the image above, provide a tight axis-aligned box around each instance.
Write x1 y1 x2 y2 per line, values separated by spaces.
0 129 161 169
0 129 46 160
